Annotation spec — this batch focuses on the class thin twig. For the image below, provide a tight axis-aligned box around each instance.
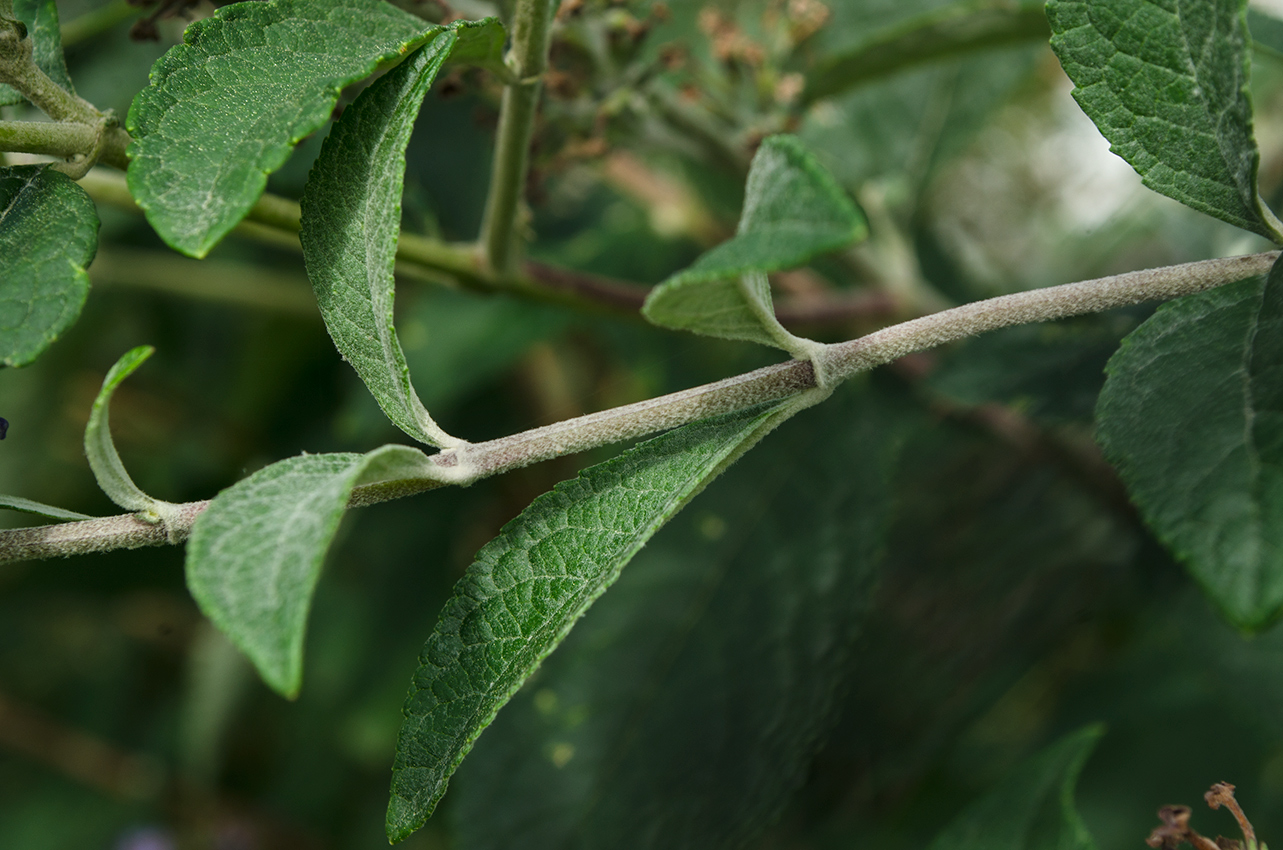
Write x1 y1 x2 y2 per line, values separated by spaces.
3 250 1274 565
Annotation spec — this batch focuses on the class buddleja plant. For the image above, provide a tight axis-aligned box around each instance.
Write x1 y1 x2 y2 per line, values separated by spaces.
0 0 1281 845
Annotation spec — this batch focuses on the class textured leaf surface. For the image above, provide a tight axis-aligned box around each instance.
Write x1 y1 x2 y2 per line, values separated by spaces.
126 0 437 258
642 135 865 349
453 384 905 850
386 400 795 842
186 444 434 698
0 166 97 367
1097 262 1283 629
0 0 74 106
301 30 463 447
1047 0 1283 241
84 346 172 515
926 725 1102 850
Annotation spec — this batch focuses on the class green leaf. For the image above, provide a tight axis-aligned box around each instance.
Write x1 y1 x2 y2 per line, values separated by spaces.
186 444 436 698
0 0 74 107
0 165 97 367
125 0 438 258
300 28 468 448
642 135 866 351
0 495 93 522
1047 0 1283 242
1097 262 1283 630
452 383 906 850
385 398 800 842
926 725 1103 850
84 345 172 516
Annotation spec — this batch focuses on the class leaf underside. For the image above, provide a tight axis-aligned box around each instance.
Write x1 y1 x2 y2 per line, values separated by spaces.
642 134 866 349
385 400 795 843
125 0 437 258
0 165 98 367
0 0 74 106
0 494 94 522
186 444 433 698
1047 0 1283 242
926 725 1103 850
452 383 907 850
84 345 162 514
300 27 473 448
1097 259 1283 630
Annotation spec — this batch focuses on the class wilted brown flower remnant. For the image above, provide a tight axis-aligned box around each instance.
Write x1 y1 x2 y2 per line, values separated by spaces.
1146 784 1265 850
697 9 765 66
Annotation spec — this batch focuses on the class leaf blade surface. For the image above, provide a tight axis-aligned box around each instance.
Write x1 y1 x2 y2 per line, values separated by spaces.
452 384 907 850
0 165 97 366
1047 0 1283 240
186 444 435 698
385 399 796 842
642 135 865 350
300 29 465 447
125 0 437 257
1097 260 1283 629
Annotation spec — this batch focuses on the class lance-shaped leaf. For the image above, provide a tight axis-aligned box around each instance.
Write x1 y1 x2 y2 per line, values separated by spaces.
452 383 907 850
926 725 1103 850
0 165 97 367
125 0 498 257
386 398 799 843
1047 0 1283 242
642 135 866 351
0 495 93 522
186 444 439 698
300 27 473 448
0 0 74 106
1097 259 1283 630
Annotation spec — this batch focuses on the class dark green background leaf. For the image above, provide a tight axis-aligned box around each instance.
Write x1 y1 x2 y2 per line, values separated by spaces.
926 725 1102 850
0 165 97 367
1097 262 1283 630
126 0 438 257
1048 0 1283 241
386 400 793 843
451 383 906 850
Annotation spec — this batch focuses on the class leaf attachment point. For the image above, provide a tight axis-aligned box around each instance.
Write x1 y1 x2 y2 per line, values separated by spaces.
642 135 866 359
1048 0 1283 242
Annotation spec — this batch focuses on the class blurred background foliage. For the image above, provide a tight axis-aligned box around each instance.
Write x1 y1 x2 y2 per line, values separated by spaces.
3 0 1283 847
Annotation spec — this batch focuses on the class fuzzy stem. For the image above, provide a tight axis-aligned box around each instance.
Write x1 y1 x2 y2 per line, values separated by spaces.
0 19 101 124
477 0 557 274
2 250 1274 565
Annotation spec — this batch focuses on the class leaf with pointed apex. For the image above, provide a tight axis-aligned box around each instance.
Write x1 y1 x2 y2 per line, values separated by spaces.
84 346 171 515
0 495 93 522
926 725 1103 850
1047 0 1283 242
385 399 799 843
1097 260 1283 630
0 0 74 106
642 135 866 350
453 383 908 850
126 0 440 258
186 444 437 698
301 30 465 448
0 165 97 367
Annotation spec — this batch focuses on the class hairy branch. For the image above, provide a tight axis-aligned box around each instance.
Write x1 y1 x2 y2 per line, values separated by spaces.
4 250 1274 565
